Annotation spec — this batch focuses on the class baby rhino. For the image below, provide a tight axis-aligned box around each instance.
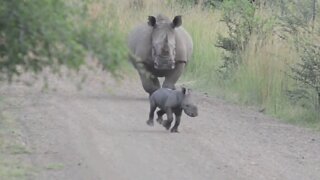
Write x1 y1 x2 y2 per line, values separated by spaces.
147 87 198 133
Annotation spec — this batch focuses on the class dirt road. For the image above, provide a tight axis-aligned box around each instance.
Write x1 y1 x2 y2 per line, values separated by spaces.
1 71 320 180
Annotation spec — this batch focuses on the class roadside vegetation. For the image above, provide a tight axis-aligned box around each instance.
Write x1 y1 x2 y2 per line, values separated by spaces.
1 1 318 178
104 0 320 128
0 111 33 179
0 0 319 130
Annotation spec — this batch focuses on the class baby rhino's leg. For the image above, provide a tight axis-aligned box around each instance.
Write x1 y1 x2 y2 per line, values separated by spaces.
171 109 183 133
146 102 156 126
156 109 165 124
162 108 174 130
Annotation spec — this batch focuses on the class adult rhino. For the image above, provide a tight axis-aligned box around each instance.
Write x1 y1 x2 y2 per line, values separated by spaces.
128 14 193 95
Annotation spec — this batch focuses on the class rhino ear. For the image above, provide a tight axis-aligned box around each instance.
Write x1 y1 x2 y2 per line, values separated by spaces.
172 15 182 28
182 87 186 94
148 16 156 27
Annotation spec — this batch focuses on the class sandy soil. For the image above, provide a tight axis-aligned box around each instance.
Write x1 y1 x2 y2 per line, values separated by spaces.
1 70 320 180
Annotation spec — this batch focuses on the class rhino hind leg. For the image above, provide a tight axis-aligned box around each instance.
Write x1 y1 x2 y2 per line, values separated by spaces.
162 63 185 90
171 110 182 133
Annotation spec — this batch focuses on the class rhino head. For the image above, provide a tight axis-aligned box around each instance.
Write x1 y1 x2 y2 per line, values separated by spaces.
148 15 182 70
181 87 198 117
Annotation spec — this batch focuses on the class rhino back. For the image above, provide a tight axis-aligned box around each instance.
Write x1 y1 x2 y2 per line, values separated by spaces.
150 89 168 109
151 88 183 109
175 27 193 62
128 24 153 63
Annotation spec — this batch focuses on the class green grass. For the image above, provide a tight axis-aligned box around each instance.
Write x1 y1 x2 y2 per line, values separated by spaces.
0 112 33 180
45 163 64 171
6 144 30 155
0 99 68 179
0 157 31 179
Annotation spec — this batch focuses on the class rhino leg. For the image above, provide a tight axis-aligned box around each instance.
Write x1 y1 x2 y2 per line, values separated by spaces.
138 71 160 95
162 108 173 130
156 109 165 124
146 101 156 126
162 63 185 90
171 109 182 133
130 54 160 95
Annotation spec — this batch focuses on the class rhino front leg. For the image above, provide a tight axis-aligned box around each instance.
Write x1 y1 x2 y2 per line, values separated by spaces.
146 102 156 126
138 70 160 96
171 109 183 133
162 63 185 90
162 108 174 130
156 109 165 124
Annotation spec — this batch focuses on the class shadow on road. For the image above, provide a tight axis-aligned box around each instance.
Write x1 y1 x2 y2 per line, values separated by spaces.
122 129 169 134
44 92 149 102
85 94 148 102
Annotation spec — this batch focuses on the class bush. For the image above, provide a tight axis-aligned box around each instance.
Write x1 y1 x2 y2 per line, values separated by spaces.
0 0 126 81
279 0 320 118
216 0 255 78
0 0 84 80
289 42 320 113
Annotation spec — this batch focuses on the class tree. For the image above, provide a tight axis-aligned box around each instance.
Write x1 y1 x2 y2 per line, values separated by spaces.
216 0 256 77
0 0 84 80
290 42 320 112
279 0 320 115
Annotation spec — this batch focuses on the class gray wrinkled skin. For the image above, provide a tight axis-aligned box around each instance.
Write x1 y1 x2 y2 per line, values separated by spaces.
128 14 193 95
146 87 198 133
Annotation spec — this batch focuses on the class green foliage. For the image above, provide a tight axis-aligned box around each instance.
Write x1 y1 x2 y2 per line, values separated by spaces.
211 0 319 124
278 0 320 117
292 43 320 91
203 0 224 8
0 0 85 80
75 1 127 74
174 0 224 8
289 42 320 112
278 0 317 35
0 0 126 81
216 0 255 78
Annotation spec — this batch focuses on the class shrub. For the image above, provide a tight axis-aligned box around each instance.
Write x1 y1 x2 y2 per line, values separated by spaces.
0 0 126 81
216 0 255 78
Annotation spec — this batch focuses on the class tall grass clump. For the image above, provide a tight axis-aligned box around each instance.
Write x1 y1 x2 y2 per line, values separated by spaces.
74 0 128 73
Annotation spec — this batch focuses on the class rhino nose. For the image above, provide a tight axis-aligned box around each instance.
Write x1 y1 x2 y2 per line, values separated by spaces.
162 48 170 56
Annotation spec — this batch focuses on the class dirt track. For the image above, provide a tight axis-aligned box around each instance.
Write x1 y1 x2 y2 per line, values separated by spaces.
1 71 320 180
